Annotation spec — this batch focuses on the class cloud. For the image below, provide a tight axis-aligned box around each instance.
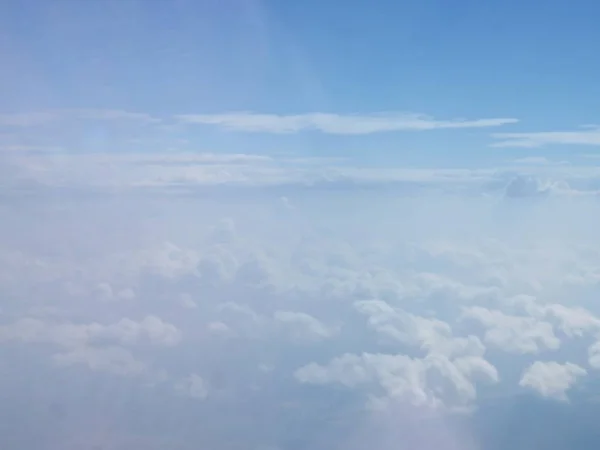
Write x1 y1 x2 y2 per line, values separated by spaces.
588 340 600 368
511 156 569 166
461 307 560 354
354 299 486 358
1 153 496 190
519 361 587 401
492 126 600 148
53 346 148 377
294 352 498 410
0 109 159 127
3 172 600 448
543 304 600 337
0 315 181 362
5 141 600 198
175 111 518 134
503 175 554 198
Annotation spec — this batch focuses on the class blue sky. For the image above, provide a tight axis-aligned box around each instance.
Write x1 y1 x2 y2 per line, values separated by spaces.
2 0 600 169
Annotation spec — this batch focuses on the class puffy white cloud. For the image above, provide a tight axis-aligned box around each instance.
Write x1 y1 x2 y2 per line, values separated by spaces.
295 352 498 410
544 304 600 337
355 299 485 358
519 361 587 401
461 307 561 354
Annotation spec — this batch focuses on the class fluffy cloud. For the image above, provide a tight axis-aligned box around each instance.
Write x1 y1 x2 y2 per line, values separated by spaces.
295 352 498 410
461 307 560 354
519 361 587 401
354 299 486 358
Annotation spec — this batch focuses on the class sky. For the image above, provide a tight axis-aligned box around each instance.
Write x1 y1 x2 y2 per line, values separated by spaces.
3 0 600 449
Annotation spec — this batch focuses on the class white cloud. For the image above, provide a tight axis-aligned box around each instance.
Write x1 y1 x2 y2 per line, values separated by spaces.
0 315 181 349
354 299 486 358
588 341 600 369
295 352 498 410
3 169 600 446
511 157 557 165
461 307 561 354
544 304 600 337
176 111 518 134
5 144 600 198
492 126 600 148
519 361 586 401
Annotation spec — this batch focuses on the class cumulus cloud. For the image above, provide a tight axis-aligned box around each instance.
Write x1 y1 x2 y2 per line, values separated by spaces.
461 307 561 354
355 299 486 358
295 352 498 410
519 361 587 401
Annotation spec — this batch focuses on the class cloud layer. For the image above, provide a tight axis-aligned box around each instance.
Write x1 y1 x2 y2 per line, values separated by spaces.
3 177 600 448
3 108 600 449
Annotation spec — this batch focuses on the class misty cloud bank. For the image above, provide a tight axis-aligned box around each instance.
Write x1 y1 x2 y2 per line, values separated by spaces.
2 177 600 449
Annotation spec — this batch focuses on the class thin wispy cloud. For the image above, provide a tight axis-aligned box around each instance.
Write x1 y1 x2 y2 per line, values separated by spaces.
510 156 569 166
492 126 600 148
5 147 600 198
175 112 518 134
0 109 159 127
0 111 60 127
